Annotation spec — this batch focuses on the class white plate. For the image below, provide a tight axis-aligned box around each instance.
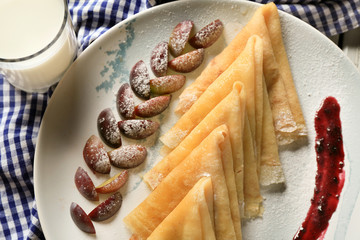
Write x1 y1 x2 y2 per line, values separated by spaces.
34 0 360 239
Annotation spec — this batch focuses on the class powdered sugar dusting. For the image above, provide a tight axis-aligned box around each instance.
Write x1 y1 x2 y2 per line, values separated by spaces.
169 20 194 57
110 170 128 186
168 48 205 73
109 145 147 168
175 92 199 115
74 167 98 201
89 192 122 221
160 128 189 149
129 60 150 99
92 147 111 173
103 117 121 146
135 95 171 118
119 120 159 139
83 135 111 174
98 108 122 148
190 19 224 48
150 41 169 77
117 83 136 119
150 75 186 94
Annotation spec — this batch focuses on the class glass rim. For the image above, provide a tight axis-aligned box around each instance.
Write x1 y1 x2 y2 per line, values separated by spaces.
0 0 70 63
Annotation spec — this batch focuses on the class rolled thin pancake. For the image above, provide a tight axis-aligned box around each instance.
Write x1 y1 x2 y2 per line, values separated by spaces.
261 3 306 138
124 125 241 240
220 128 242 239
160 35 260 150
260 78 285 185
175 3 302 145
233 30 263 168
144 82 245 213
147 177 216 240
254 57 264 174
243 114 263 218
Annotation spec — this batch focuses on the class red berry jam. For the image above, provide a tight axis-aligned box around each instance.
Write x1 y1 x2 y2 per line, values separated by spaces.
294 96 345 240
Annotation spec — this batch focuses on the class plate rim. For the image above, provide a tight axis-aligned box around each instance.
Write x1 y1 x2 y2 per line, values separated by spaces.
33 0 360 238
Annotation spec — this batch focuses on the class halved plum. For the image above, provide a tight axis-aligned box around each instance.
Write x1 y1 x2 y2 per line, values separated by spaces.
134 95 172 118
116 83 136 119
108 145 147 169
97 108 122 148
83 135 111 174
150 41 169 77
189 19 224 48
129 60 150 99
70 202 96 234
118 120 159 139
150 75 186 95
74 167 99 201
96 170 129 194
88 192 123 222
169 20 194 57
168 48 204 73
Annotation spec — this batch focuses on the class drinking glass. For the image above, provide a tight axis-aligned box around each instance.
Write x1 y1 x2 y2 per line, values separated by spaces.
0 0 78 93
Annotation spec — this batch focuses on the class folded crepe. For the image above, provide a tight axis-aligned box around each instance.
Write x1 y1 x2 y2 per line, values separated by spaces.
124 125 241 240
243 114 263 218
146 82 264 219
160 35 261 150
261 3 306 137
175 2 305 145
155 36 265 218
144 81 245 215
260 78 285 186
147 177 216 240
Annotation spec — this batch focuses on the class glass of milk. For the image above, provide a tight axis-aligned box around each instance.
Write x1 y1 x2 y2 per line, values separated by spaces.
0 0 78 93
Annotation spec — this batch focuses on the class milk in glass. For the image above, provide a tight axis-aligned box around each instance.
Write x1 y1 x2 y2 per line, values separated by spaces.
0 0 77 93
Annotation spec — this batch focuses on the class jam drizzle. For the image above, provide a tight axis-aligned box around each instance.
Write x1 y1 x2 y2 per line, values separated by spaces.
294 96 345 240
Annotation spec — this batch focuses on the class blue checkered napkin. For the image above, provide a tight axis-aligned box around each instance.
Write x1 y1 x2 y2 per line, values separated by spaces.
255 0 360 36
70 0 152 54
0 0 359 239
0 78 49 240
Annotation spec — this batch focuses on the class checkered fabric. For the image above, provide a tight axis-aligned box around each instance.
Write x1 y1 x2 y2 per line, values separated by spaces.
0 0 359 239
272 0 360 36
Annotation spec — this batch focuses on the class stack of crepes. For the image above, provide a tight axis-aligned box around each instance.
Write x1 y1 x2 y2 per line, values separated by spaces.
124 2 306 240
